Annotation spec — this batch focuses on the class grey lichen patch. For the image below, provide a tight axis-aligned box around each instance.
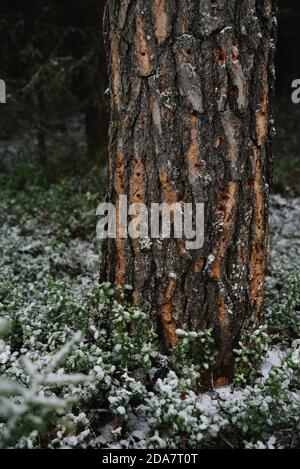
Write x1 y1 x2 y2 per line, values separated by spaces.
216 28 248 113
221 110 241 176
178 63 203 113
229 44 248 111
197 0 235 36
174 35 203 113
186 114 204 189
118 0 131 30
149 96 162 136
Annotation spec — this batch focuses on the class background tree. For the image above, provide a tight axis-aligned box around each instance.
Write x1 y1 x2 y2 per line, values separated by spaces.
0 0 108 166
102 0 277 377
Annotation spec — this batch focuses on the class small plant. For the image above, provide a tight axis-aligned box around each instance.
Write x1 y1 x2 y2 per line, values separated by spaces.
265 272 300 345
172 328 216 374
222 348 300 448
0 331 90 448
234 326 271 387
108 372 147 421
146 370 225 449
95 283 158 370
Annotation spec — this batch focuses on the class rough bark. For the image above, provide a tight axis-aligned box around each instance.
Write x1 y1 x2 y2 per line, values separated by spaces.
102 0 277 377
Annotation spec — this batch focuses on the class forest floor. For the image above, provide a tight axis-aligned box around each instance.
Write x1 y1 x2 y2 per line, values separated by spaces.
0 139 299 448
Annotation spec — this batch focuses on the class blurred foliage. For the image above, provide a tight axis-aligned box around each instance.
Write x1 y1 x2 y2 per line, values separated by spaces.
274 103 300 195
0 0 108 165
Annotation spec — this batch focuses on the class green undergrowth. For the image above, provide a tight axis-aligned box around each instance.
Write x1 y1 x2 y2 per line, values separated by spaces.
0 162 299 449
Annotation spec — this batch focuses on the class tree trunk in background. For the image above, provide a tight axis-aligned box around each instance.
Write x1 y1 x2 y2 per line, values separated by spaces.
85 102 108 164
77 0 109 166
102 0 276 377
35 90 48 167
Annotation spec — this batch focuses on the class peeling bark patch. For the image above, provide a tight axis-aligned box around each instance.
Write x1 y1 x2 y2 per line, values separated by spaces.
150 97 162 135
115 238 127 286
221 111 240 163
194 259 203 273
218 47 226 66
214 137 225 149
218 296 230 329
178 63 203 113
180 21 188 34
130 155 145 204
114 150 127 286
161 277 177 347
110 32 121 113
209 181 238 280
159 171 179 205
230 45 247 110
135 14 152 77
114 150 126 195
130 149 146 305
118 0 131 29
214 376 229 388
250 149 266 322
186 117 201 185
153 0 168 44
216 295 232 372
256 85 269 146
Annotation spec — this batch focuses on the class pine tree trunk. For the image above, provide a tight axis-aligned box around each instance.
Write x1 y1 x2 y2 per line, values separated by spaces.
102 0 277 377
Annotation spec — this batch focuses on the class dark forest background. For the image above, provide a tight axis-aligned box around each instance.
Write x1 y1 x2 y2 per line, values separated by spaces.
0 2 299 450
0 0 299 194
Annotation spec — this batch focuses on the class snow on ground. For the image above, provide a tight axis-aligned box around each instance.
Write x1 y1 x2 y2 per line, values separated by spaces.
260 347 284 379
268 195 300 274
